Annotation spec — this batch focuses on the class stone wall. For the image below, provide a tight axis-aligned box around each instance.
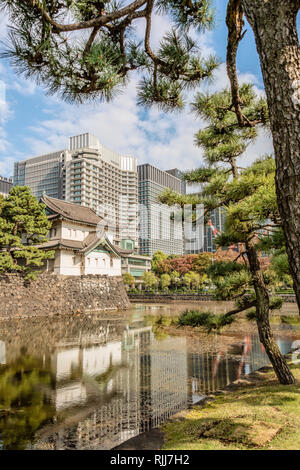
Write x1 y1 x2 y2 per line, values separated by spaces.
0 274 131 318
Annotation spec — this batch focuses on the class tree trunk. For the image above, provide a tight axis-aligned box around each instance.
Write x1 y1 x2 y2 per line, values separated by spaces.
241 0 300 312
246 241 295 385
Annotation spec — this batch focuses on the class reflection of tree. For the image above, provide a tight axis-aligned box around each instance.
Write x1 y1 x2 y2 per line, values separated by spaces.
89 356 126 394
0 356 54 450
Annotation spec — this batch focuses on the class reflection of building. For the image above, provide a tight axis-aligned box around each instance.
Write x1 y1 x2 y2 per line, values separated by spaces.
138 164 184 256
14 133 139 248
146 337 188 430
34 323 188 450
0 176 13 197
0 340 5 364
0 315 297 451
187 335 274 399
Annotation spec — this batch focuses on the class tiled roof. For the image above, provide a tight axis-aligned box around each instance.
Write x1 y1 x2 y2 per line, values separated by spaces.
113 245 151 260
41 194 103 226
36 238 84 251
39 233 121 258
114 246 134 255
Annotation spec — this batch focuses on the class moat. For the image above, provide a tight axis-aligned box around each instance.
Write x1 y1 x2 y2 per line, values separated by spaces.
0 302 299 450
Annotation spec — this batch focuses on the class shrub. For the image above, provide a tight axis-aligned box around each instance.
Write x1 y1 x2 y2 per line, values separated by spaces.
177 310 235 333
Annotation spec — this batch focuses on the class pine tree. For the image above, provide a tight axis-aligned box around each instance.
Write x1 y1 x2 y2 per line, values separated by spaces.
0 186 54 280
0 0 218 109
192 84 268 178
158 85 295 383
177 157 295 384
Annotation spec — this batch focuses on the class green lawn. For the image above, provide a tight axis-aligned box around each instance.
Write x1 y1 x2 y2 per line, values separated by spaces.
162 363 300 450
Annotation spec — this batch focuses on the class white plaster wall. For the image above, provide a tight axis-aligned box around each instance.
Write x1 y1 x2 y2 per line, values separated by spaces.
53 249 121 276
58 250 82 275
54 383 87 411
54 347 80 380
61 221 91 241
82 342 122 376
84 251 121 276
53 250 62 275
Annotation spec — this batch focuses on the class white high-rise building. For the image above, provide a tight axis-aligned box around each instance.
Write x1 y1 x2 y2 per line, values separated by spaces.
14 134 139 247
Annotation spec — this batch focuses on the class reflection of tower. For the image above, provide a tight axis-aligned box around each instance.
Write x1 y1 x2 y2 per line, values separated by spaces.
150 337 188 428
188 350 239 397
140 337 188 432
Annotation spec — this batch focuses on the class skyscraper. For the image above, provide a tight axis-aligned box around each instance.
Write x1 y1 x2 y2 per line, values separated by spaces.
14 134 139 247
14 151 65 199
184 199 226 254
166 168 187 195
0 176 13 197
138 164 184 256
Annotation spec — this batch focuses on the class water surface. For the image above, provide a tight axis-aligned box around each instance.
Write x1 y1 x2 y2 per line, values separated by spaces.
0 303 299 450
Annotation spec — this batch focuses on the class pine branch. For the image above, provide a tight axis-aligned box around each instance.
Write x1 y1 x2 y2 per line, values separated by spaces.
224 299 256 317
22 0 148 33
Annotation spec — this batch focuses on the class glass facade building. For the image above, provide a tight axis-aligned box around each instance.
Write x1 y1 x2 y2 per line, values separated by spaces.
184 202 226 254
138 164 184 256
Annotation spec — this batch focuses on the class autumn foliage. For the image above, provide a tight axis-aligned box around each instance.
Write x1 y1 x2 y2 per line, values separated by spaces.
152 249 242 276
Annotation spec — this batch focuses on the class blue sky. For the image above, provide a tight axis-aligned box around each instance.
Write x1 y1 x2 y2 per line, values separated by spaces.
0 1 297 178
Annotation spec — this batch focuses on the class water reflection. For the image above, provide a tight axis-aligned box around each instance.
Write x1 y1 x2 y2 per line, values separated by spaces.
0 307 299 450
189 335 294 402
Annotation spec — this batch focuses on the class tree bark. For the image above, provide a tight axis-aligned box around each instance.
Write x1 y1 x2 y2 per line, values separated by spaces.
241 0 300 313
246 240 295 385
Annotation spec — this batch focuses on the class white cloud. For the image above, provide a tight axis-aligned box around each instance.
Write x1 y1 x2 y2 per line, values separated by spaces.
0 11 273 178
242 128 273 165
10 80 37 96
0 156 15 177
14 59 272 176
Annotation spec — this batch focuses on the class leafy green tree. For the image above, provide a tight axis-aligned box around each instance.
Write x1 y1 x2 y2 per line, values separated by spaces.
142 271 158 291
151 251 168 274
190 271 201 290
122 272 135 289
192 252 213 274
160 273 171 291
170 270 181 290
183 271 202 290
0 186 54 280
182 272 192 290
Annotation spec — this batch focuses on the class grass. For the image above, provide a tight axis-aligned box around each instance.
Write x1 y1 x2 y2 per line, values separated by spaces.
162 363 300 450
